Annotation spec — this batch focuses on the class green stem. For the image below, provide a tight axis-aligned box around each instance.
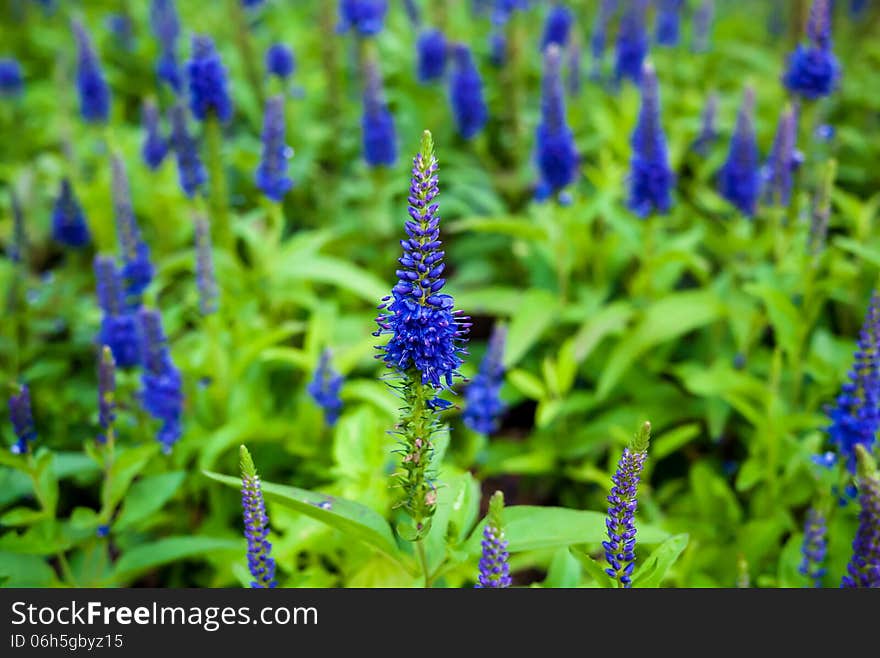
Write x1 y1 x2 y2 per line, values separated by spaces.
204 113 231 251
231 0 265 111
416 539 431 588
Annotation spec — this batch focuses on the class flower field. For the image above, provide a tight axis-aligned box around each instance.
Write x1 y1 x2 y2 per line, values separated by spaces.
1 0 879 589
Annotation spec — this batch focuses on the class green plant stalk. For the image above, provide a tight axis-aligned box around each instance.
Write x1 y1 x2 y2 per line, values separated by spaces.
231 0 265 110
397 372 437 540
204 113 231 251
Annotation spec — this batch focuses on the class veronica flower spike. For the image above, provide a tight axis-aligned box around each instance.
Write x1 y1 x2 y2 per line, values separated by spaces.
168 102 207 198
97 346 117 445
240 445 277 588
142 99 169 170
762 106 800 207
799 506 828 587
94 256 142 369
256 95 294 202
590 0 617 79
691 92 718 156
0 58 23 97
655 0 683 46
463 324 507 435
307 349 344 426
139 308 184 454
841 445 880 588
541 5 573 51
783 0 840 100
187 35 232 123
476 491 512 588
416 29 447 83
265 43 295 80
535 44 578 202
692 0 714 53
150 0 182 90
826 292 880 475
51 179 91 248
338 0 388 36
8 383 37 455
112 155 153 308
374 131 470 541
72 19 111 123
615 0 649 85
719 87 760 218
361 57 397 167
628 62 673 218
604 421 651 588
194 216 219 316
449 44 488 140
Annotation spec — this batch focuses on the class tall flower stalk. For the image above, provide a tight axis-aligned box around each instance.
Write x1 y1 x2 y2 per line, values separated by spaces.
783 0 840 100
604 421 651 588
628 62 673 218
8 383 36 455
719 86 760 218
240 445 277 588
476 491 511 588
374 131 469 575
799 506 827 587
841 445 880 588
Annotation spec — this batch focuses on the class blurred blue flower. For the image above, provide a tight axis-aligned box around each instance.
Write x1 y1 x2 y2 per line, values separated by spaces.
590 0 617 78
762 106 800 207
94 256 142 369
692 0 714 53
628 62 673 217
655 0 682 46
265 43 295 79
449 44 488 140
256 95 293 202
169 102 207 197
149 0 181 89
535 45 578 201
691 92 718 156
476 492 511 588
194 216 218 316
142 99 169 170
416 29 447 83
799 507 827 587
97 346 116 445
112 156 153 308
8 384 36 455
72 19 110 123
463 325 507 435
719 87 760 217
0 58 23 97
307 350 344 426
361 57 397 167
139 308 183 454
615 0 649 85
51 179 91 248
187 35 232 122
338 0 388 36
541 5 572 50
783 0 839 100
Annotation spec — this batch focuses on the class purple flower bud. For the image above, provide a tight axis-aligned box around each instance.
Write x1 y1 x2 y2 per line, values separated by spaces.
51 179 91 248
256 95 293 201
72 19 111 123
307 350 344 426
449 44 488 140
8 384 36 454
719 87 760 217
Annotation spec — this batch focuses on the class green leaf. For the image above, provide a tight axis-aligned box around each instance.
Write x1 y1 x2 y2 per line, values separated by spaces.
274 255 388 304
112 536 242 582
507 368 546 400
597 291 722 399
0 551 59 586
543 547 582 588
114 471 186 531
102 444 160 514
569 546 617 588
632 534 689 588
504 290 560 368
203 471 409 572
0 506 47 527
464 506 668 555
448 216 549 242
